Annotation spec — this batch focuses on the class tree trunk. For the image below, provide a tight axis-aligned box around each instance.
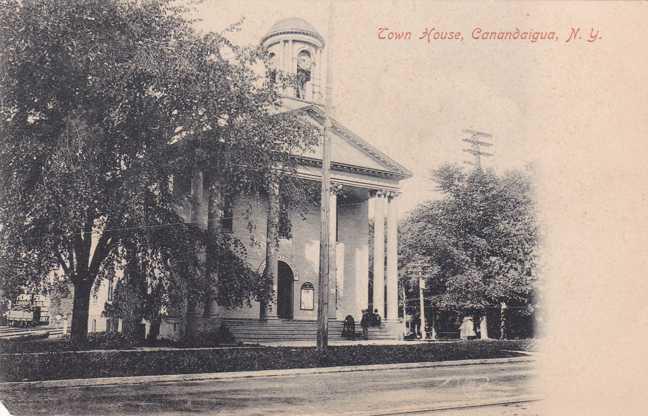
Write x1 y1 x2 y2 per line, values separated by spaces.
120 284 139 340
70 279 93 344
147 316 161 343
122 245 144 341
184 297 197 338
203 177 222 317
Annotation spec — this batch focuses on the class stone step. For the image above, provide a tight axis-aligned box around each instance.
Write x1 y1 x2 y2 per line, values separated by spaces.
219 318 396 343
222 321 344 328
224 324 341 329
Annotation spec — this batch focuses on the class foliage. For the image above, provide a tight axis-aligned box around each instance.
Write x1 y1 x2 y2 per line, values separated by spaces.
0 340 533 381
399 165 538 314
0 0 318 343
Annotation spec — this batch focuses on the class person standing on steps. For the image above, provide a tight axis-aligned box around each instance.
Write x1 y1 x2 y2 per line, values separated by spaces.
413 312 421 339
360 309 370 340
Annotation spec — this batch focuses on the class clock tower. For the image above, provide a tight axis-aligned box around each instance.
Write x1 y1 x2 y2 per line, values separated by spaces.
262 18 325 102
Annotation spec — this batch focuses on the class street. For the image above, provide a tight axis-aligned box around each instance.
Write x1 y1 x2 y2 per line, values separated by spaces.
0 325 63 341
0 359 539 416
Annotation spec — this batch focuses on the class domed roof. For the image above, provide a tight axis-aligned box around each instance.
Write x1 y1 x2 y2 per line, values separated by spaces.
262 17 325 46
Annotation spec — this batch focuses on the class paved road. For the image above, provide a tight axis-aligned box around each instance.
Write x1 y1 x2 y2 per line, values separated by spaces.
0 360 538 416
0 325 63 340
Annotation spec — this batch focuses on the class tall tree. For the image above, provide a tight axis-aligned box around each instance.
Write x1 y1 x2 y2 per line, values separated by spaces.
0 0 318 344
399 164 538 338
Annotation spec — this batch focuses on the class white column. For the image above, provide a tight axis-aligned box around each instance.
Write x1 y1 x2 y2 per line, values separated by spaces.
480 315 489 339
313 49 319 100
372 190 386 319
279 40 288 95
386 191 399 320
289 40 294 73
328 184 341 319
354 198 370 318
317 48 323 101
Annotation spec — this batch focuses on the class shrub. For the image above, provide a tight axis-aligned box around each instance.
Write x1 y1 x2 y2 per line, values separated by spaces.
0 339 532 382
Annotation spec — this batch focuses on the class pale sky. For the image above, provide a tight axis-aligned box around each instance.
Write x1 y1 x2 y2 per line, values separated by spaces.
189 0 562 217
189 2 646 227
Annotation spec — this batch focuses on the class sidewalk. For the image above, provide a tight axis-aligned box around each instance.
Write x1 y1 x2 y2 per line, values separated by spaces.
0 356 534 391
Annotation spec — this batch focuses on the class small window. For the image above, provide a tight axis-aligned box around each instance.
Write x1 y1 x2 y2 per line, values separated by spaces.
278 192 291 239
268 52 278 83
107 279 114 302
92 319 97 333
173 173 191 200
221 194 233 233
300 282 314 310
295 50 312 99
279 206 290 239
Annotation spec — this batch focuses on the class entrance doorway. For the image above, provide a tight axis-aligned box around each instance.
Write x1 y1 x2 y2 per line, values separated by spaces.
277 261 294 319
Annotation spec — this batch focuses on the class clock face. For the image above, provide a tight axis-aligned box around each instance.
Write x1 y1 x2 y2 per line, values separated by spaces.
297 51 312 70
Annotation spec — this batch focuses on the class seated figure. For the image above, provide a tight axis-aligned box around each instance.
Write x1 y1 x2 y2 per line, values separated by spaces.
342 315 356 339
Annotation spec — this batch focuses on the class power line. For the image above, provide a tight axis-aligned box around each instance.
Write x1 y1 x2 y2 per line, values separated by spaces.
462 129 494 169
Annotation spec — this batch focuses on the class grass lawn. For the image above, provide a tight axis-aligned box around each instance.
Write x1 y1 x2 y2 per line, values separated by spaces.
0 339 534 382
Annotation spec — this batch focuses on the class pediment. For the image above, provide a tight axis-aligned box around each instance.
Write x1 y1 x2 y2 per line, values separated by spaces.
276 98 412 179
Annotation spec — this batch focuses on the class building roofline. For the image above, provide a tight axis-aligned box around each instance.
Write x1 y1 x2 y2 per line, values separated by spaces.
289 104 413 179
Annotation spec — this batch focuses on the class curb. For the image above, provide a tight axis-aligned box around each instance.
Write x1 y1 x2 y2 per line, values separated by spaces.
0 331 50 342
0 356 534 391
503 349 538 356
310 395 543 416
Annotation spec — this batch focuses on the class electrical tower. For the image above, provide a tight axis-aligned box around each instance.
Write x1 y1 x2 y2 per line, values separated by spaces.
462 129 494 169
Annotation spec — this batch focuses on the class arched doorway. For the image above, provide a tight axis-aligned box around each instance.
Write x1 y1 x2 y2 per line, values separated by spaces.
277 261 294 319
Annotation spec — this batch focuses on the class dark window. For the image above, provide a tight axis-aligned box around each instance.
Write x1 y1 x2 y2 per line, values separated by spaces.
172 173 191 200
295 50 312 99
268 52 277 83
107 279 114 302
221 194 233 233
278 196 291 239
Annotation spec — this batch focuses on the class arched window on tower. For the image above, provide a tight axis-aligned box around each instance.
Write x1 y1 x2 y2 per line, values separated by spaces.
268 52 277 83
296 50 312 99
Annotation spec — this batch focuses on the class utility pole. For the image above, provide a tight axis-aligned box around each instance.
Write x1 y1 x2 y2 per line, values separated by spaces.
317 1 335 353
418 275 426 339
401 281 407 339
462 129 493 169
409 256 428 340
